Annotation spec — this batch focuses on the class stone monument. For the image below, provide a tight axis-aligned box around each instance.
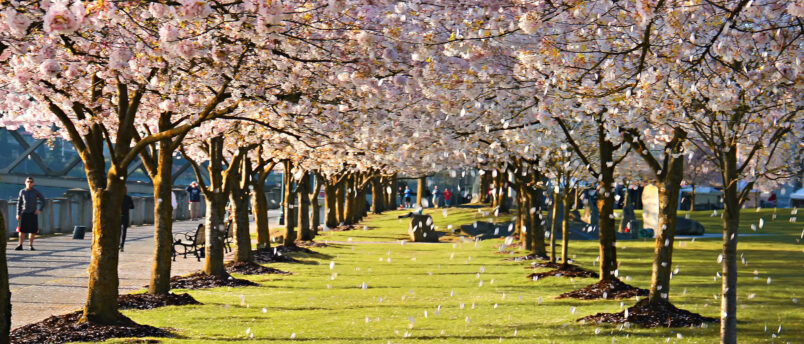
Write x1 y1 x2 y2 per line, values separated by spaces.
641 184 659 231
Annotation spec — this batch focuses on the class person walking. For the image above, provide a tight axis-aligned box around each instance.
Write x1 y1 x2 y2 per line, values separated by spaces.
443 188 452 207
403 185 412 208
120 193 134 252
15 177 46 251
186 181 202 221
431 185 441 208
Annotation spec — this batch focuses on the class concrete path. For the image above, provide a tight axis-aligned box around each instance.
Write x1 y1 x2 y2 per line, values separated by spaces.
5 210 281 329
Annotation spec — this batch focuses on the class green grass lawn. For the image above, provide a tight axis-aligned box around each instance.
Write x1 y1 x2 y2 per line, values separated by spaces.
112 207 802 343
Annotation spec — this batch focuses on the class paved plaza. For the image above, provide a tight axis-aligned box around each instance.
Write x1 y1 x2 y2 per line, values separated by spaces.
5 210 280 329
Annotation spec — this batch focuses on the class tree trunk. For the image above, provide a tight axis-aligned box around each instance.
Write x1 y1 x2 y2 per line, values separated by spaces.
252 180 270 249
690 184 696 211
298 172 313 241
597 132 618 282
477 171 491 203
516 184 528 247
648 156 683 305
720 147 740 344
336 177 346 224
325 180 338 228
0 211 10 343
82 173 126 324
550 191 560 263
529 187 546 257
148 148 174 294
371 177 383 214
561 193 571 267
283 161 297 246
344 175 355 225
417 176 426 207
231 157 252 263
201 194 226 276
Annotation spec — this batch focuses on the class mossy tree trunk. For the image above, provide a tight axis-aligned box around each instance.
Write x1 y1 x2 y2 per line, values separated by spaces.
83 170 126 323
549 190 560 263
560 193 572 267
325 176 339 228
297 171 313 241
182 135 247 277
231 154 253 263
146 146 174 294
556 117 622 283
336 174 347 224
416 176 426 207
283 160 297 246
343 174 355 225
624 127 687 305
138 112 194 295
251 154 277 250
371 176 383 214
720 146 742 344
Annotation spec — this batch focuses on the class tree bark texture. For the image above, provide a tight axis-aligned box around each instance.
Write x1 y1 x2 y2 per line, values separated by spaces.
720 147 740 344
344 174 355 225
82 173 126 324
283 161 297 246
597 130 618 282
297 172 313 241
231 156 253 262
648 158 683 305
550 191 560 263
417 176 426 207
371 177 383 214
325 180 338 228
252 180 270 249
336 176 346 224
148 149 174 294
252 158 276 250
561 194 571 267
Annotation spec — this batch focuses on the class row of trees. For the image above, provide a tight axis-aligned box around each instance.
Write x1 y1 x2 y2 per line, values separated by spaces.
0 1 801 343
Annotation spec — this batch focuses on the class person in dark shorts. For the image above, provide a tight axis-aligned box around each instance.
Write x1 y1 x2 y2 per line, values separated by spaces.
16 177 46 251
186 181 202 221
120 193 134 252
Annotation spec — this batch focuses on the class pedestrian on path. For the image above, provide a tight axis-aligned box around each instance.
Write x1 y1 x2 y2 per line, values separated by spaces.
443 188 452 207
120 193 134 252
403 185 412 208
431 185 441 208
16 177 45 251
186 181 202 221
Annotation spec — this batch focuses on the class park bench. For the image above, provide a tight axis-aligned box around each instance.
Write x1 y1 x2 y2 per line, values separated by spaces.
173 223 205 261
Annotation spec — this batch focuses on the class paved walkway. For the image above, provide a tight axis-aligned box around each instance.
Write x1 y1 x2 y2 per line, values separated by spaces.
5 210 281 329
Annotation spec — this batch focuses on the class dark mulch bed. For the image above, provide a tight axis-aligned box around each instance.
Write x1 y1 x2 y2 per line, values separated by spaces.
329 225 356 231
9 311 171 344
170 271 259 289
528 264 599 280
118 292 201 310
273 244 319 255
502 254 547 261
225 261 291 275
252 248 300 263
557 278 649 300
580 298 718 328
295 241 330 248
